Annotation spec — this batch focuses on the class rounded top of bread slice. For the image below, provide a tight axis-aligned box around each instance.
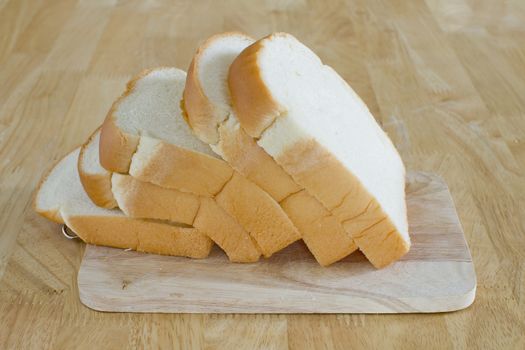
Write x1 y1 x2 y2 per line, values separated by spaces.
79 128 105 176
78 127 118 208
184 32 254 144
116 68 214 155
100 67 217 173
35 148 121 223
229 33 409 245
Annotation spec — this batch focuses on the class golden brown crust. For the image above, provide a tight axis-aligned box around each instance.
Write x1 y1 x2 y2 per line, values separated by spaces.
112 174 260 263
215 120 301 202
280 190 357 266
98 68 166 173
35 208 63 224
183 57 221 144
214 128 359 264
78 128 117 208
228 35 285 138
184 32 254 144
194 197 261 263
65 215 212 259
112 174 200 225
78 171 117 208
215 172 301 257
129 139 234 197
99 114 139 173
276 139 409 268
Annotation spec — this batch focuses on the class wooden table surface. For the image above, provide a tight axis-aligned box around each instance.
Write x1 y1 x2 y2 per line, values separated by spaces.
1 0 524 348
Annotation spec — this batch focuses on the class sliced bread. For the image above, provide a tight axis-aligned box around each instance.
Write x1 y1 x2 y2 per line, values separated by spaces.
79 128 260 262
99 67 300 257
229 33 410 268
78 128 117 208
34 148 213 258
183 32 357 266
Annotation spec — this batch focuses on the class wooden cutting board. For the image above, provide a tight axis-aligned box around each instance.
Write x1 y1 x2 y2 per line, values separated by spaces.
77 172 476 313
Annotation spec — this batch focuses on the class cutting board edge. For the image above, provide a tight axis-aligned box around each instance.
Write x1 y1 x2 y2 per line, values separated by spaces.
77 258 477 314
77 284 477 314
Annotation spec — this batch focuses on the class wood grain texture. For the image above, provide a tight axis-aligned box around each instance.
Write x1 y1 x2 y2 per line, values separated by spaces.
0 0 523 348
78 172 475 313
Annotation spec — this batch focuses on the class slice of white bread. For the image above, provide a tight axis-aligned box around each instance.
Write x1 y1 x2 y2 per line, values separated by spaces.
79 128 260 262
183 32 357 266
229 33 410 268
99 67 300 257
34 148 213 258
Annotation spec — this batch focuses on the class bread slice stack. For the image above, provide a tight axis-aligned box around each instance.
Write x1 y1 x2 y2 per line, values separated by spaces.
79 127 260 262
184 33 357 266
35 148 212 258
35 32 410 268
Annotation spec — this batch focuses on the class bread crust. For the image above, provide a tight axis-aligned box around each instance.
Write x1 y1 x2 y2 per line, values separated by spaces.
112 173 200 225
99 68 173 173
228 35 286 138
195 197 261 262
77 125 260 263
64 214 212 259
112 174 261 262
229 33 410 268
214 119 301 201
129 137 234 197
281 190 357 266
216 172 300 257
183 58 220 144
265 127 409 268
99 114 139 173
78 128 118 208
35 208 63 224
184 32 255 144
